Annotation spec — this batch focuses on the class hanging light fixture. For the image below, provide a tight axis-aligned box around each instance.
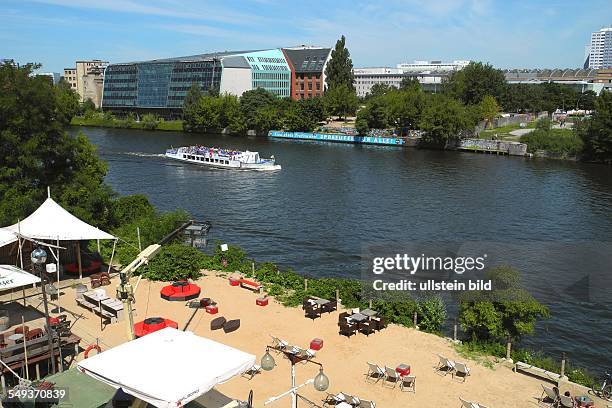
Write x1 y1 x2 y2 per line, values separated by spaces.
313 367 329 391
260 350 276 371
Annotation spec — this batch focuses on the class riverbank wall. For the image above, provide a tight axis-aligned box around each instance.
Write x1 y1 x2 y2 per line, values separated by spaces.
268 130 407 146
458 139 528 156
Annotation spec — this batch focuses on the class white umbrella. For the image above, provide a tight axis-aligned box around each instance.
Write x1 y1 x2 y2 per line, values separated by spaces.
0 265 41 290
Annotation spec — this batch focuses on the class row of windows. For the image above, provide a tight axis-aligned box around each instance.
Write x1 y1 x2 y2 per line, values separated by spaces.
254 81 289 89
299 82 321 90
257 57 284 63
183 154 230 165
261 64 288 71
253 72 289 80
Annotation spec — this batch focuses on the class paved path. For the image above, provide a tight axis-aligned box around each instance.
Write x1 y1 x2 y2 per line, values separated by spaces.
509 128 535 136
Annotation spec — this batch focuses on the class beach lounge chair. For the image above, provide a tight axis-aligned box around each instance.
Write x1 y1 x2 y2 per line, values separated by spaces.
436 354 456 376
454 362 471 381
322 392 346 407
292 346 316 361
269 335 289 351
559 395 576 408
344 394 360 406
339 322 357 338
365 362 385 383
383 366 400 388
540 384 559 406
400 375 416 393
459 397 478 408
359 400 376 408
241 364 261 380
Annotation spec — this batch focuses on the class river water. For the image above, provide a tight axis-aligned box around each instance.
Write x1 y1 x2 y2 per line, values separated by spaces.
72 127 612 373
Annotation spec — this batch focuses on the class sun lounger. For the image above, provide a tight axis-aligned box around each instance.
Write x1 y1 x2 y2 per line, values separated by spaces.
323 392 346 407
454 362 471 381
383 366 400 388
365 362 385 383
459 397 478 408
241 364 261 380
540 384 559 406
269 335 289 351
291 346 316 361
436 354 456 375
400 375 416 393
359 400 376 408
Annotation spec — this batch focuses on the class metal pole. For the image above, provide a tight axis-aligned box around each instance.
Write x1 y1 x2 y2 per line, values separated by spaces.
137 227 142 252
291 362 297 408
76 241 83 281
39 265 56 374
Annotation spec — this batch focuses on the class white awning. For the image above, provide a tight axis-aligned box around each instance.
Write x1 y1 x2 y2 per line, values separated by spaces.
77 327 256 408
0 265 41 290
3 197 115 241
0 229 17 248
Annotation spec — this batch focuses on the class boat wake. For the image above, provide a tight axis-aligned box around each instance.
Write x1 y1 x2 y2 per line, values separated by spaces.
122 152 165 158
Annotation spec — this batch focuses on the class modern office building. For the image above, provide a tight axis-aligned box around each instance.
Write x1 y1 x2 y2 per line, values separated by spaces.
586 26 612 69
102 49 294 116
354 67 404 97
281 46 331 100
37 72 61 85
64 60 108 107
353 60 469 97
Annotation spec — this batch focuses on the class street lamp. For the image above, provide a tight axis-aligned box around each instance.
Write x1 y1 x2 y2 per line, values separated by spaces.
31 247 56 375
260 345 329 408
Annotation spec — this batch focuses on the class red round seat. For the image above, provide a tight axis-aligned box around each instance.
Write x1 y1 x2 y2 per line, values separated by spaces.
160 281 201 301
134 317 178 338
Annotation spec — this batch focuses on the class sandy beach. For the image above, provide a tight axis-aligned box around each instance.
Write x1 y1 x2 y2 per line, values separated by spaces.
14 271 605 408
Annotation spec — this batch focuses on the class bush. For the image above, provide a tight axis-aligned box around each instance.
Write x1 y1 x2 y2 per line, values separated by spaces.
520 128 583 156
417 296 447 333
141 113 159 130
111 194 155 226
140 243 206 281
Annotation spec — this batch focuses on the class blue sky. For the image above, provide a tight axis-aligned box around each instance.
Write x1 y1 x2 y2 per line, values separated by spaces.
1 0 610 73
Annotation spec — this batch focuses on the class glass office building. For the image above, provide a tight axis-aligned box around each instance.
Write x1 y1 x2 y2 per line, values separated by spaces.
102 49 291 116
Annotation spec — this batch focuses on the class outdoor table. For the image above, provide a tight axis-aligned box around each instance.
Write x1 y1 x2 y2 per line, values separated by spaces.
313 298 330 306
349 313 368 322
396 363 411 376
8 333 24 343
361 308 378 317
575 396 594 407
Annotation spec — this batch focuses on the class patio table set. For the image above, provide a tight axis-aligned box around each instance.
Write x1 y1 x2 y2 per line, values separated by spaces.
303 296 338 320
338 308 386 337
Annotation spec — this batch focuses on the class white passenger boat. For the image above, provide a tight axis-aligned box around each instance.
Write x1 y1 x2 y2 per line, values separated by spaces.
165 146 281 171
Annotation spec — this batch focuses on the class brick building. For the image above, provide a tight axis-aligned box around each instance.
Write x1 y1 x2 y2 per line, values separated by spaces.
282 46 331 100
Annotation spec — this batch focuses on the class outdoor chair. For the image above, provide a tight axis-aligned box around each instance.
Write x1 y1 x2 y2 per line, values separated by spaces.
540 384 559 406
222 319 240 333
359 400 376 408
559 395 576 408
400 375 416 393
359 320 376 336
352 308 360 314
339 322 357 338
454 362 471 381
322 300 337 314
436 354 456 376
210 316 226 330
375 317 387 331
269 335 289 352
383 366 400 388
459 397 478 408
304 305 320 320
338 312 349 324
241 364 261 380
365 362 385 383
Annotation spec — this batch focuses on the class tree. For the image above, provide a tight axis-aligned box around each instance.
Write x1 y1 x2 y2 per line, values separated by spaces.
459 266 550 342
240 88 276 132
0 62 114 227
182 83 203 132
218 94 243 132
444 62 507 105
141 113 159 130
577 90 612 163
399 76 421 91
283 101 315 132
419 94 471 146
299 97 326 124
417 296 447 333
479 95 500 128
383 88 425 130
79 98 96 115
324 35 355 91
577 90 597 111
323 84 358 120
252 104 283 134
207 83 220 97
368 83 392 98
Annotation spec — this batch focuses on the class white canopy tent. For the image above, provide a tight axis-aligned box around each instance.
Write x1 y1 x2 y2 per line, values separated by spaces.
0 265 41 291
0 229 17 248
3 197 115 241
1 196 117 282
77 327 256 408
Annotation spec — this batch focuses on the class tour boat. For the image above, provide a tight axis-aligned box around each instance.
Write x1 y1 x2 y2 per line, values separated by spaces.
165 146 281 171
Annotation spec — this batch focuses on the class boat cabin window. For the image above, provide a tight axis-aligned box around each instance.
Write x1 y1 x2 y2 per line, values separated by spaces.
182 154 186 159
